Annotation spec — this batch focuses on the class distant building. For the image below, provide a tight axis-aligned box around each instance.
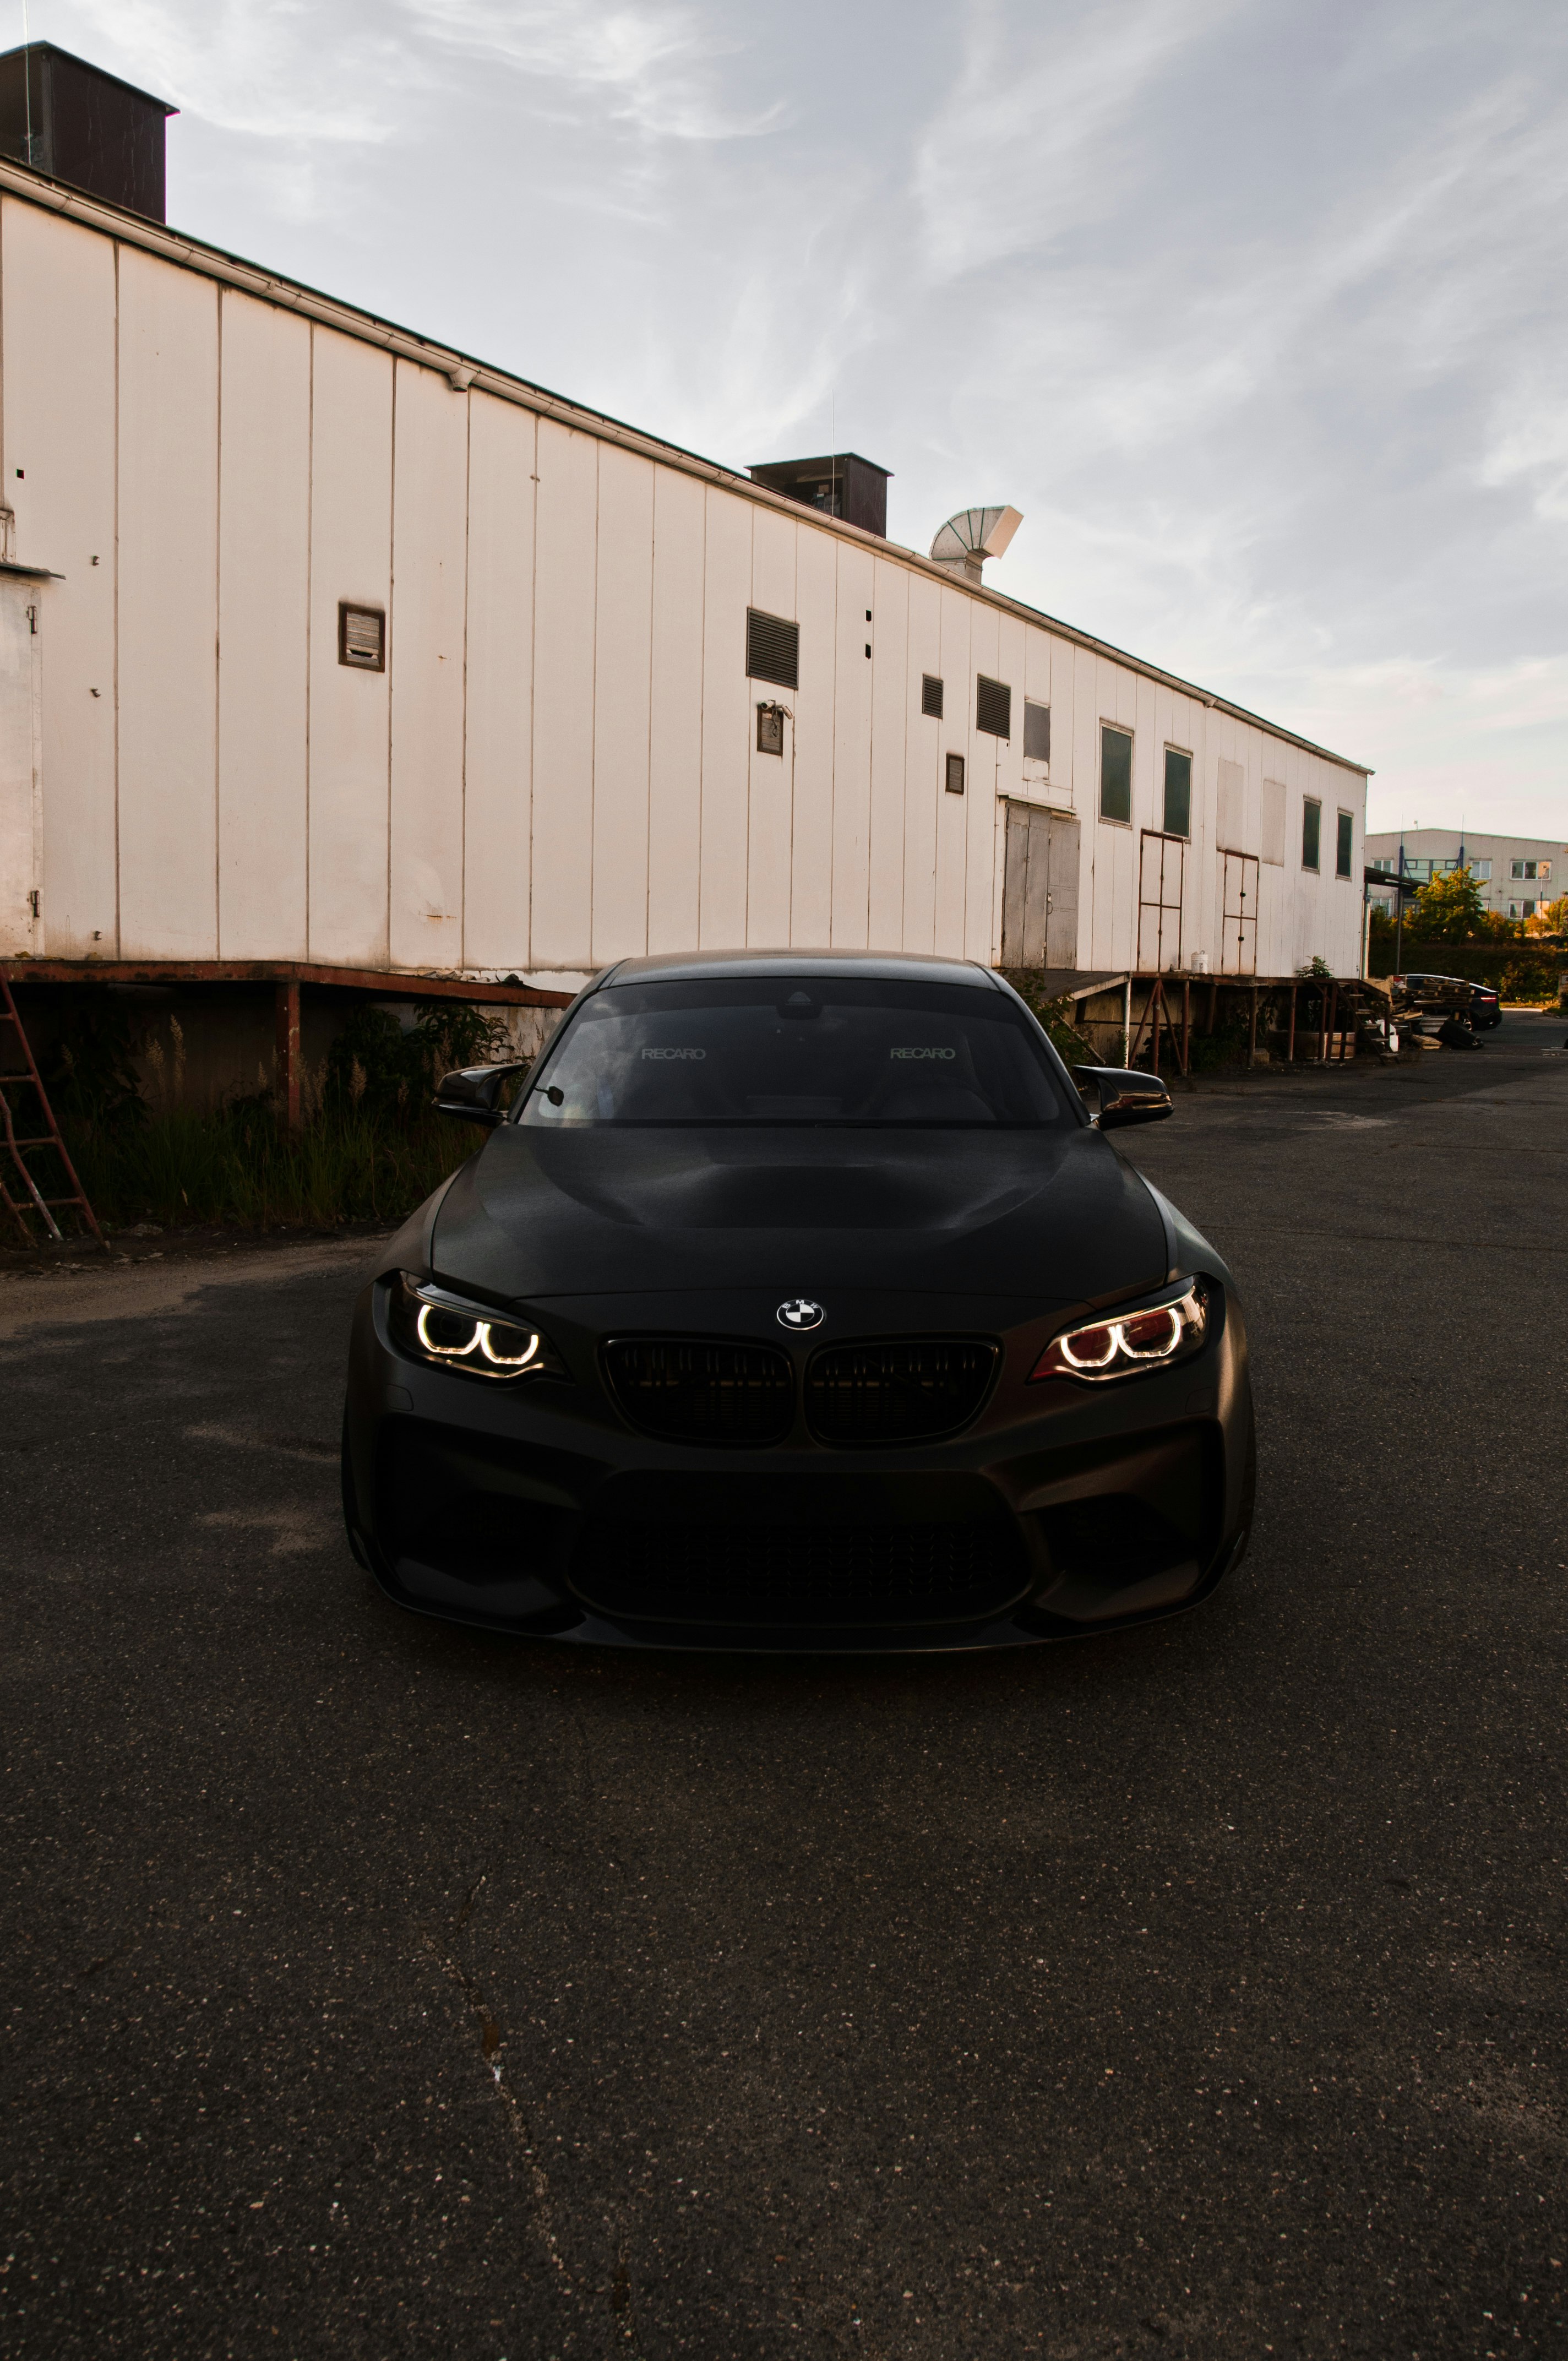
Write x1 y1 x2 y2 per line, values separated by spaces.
1364 829 1565 923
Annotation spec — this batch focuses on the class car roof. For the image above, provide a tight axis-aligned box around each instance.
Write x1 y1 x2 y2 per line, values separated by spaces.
594 948 999 991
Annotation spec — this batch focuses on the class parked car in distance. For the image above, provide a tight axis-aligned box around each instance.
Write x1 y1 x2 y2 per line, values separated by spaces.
1390 974 1501 1029
341 950 1256 1654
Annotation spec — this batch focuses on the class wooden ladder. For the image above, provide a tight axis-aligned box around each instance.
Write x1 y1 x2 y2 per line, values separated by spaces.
0 981 105 1248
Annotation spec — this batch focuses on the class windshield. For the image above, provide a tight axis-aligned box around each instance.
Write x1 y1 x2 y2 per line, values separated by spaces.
518 977 1069 1129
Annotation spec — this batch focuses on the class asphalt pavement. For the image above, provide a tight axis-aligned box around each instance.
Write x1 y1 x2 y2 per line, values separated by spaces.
3 1012 1566 2359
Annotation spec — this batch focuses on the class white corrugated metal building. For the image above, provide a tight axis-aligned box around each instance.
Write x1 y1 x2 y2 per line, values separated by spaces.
0 47 1371 1087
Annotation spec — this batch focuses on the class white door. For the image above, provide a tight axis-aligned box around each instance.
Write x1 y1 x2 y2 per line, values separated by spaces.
0 578 41 956
1000 806 1082 969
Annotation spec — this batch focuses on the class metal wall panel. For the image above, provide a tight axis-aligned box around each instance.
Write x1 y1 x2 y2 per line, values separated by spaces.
116 246 218 958
697 486 750 948
932 584 972 956
963 602 1004 962
865 556 910 951
591 441 654 962
216 291 309 959
462 391 536 972
0 579 40 954
389 360 468 970
787 524 836 948
745 501 796 946
1 202 117 955
645 464 705 955
829 539 875 947
307 328 393 969
530 421 598 970
900 570 944 954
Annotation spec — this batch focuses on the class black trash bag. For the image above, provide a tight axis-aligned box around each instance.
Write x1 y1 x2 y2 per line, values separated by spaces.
1436 1015 1480 1050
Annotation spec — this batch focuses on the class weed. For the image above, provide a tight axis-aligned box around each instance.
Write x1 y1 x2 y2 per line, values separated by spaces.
62 1101 475 1233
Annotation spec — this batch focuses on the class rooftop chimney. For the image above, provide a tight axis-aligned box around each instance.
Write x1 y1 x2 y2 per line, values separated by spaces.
748 453 890 540
0 43 176 221
929 505 1023 586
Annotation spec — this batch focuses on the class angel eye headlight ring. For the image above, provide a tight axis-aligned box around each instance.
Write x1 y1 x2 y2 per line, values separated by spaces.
391 1274 565 1383
1030 1281 1210 1386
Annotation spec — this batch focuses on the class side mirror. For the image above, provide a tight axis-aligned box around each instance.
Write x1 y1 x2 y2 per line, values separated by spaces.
1074 1065 1174 1131
433 1061 530 1127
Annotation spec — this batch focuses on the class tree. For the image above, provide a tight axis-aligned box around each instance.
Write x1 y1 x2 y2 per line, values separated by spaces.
1409 865 1488 941
1528 891 1568 935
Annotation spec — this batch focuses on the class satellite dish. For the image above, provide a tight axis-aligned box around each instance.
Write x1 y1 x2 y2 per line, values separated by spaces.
930 505 1022 583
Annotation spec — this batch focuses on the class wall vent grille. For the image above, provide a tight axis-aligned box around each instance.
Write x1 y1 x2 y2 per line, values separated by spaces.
976 674 1011 739
746 607 799 690
339 603 385 671
922 673 944 719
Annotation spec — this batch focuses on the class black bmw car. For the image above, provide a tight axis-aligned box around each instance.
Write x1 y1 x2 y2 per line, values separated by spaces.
342 951 1255 1651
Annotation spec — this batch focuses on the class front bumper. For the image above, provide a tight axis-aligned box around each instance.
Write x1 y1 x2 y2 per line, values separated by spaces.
342 1280 1255 1653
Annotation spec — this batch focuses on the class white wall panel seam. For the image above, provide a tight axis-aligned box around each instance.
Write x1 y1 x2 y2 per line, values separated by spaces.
213 286 224 958
643 456 655 956
459 388 471 969
303 323 313 956
112 237 121 958
384 352 395 961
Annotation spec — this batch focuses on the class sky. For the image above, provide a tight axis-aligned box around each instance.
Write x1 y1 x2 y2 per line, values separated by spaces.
21 0 1568 835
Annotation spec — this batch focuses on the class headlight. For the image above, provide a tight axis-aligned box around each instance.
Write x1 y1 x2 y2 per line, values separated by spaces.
388 1273 567 1384
1029 1280 1210 1385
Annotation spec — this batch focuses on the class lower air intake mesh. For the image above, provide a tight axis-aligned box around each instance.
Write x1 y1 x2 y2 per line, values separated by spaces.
804 1339 997 1444
572 1516 1025 1628
604 1339 793 1446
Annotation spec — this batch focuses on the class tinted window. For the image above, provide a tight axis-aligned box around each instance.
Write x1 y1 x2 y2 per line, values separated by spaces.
520 978 1068 1129
1101 726 1132 822
1163 748 1191 837
1302 798 1321 870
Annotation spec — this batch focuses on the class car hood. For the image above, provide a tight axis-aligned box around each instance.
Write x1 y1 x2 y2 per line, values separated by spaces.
429 1123 1168 1308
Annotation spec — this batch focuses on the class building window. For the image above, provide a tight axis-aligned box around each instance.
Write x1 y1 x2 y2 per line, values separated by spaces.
922 673 944 719
746 607 799 690
1336 811 1353 878
1100 725 1132 823
339 603 385 671
1302 797 1321 871
1163 748 1191 837
1023 700 1050 762
945 752 966 796
1512 858 1539 880
1509 899 1537 920
976 674 1011 739
756 703 785 756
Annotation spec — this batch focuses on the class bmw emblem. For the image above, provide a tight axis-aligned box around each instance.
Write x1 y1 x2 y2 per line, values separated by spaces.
777 1297 825 1332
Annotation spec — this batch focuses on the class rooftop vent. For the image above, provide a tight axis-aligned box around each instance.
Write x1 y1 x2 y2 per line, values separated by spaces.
930 505 1022 587
748 453 890 540
0 43 176 221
